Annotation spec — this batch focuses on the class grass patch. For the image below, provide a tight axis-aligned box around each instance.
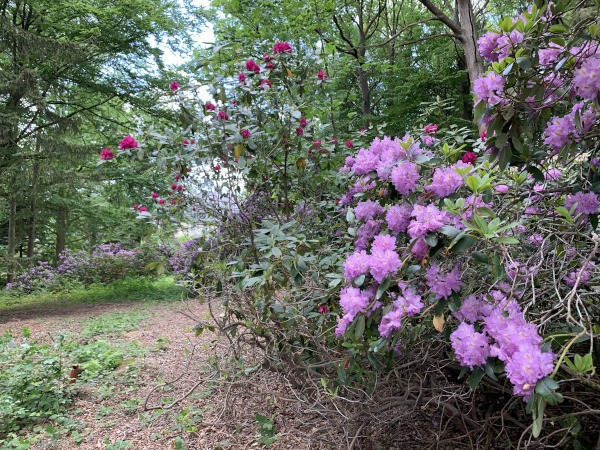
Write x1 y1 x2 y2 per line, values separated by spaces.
82 311 150 337
0 276 187 314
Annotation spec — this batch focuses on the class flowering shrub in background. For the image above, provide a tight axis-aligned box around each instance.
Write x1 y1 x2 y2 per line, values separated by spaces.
6 243 164 295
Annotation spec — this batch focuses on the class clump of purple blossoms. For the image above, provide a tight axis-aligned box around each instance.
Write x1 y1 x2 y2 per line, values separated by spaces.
563 261 595 287
378 283 424 338
572 55 600 100
369 234 402 283
544 102 596 152
355 200 385 222
564 191 599 217
386 204 413 234
425 264 462 299
391 160 420 195
450 290 555 399
451 323 491 368
343 250 371 280
407 204 448 238
336 287 373 336
473 72 506 106
355 219 382 250
425 165 465 198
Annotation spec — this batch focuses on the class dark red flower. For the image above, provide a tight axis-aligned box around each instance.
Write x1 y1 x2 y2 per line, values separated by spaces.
461 151 478 165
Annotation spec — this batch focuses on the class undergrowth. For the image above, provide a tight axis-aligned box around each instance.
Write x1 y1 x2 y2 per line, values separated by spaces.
0 276 184 449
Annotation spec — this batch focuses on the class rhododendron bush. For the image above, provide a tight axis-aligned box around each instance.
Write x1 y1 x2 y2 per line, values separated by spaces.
106 12 599 445
6 244 165 295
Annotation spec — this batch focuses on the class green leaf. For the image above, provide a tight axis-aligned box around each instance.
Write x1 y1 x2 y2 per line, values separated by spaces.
354 315 365 339
471 251 488 263
424 234 438 247
484 361 499 381
346 208 355 224
353 274 365 287
516 57 532 71
495 236 520 245
549 24 566 33
526 166 545 183
590 214 598 230
532 396 546 438
449 235 477 253
491 255 505 282
376 278 392 299
439 225 461 238
467 367 485 390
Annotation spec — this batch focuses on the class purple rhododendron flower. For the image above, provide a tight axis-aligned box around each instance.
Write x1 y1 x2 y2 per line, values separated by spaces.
564 191 599 216
425 264 462 299
563 262 595 287
355 219 381 250
450 322 491 369
410 237 429 261
478 31 502 62
407 204 448 238
386 204 413 234
538 43 563 66
390 160 420 196
370 235 402 282
378 308 403 337
453 294 493 323
504 344 555 399
355 200 385 222
425 166 464 197
573 55 600 100
474 72 506 106
339 286 372 319
544 102 596 151
343 250 371 280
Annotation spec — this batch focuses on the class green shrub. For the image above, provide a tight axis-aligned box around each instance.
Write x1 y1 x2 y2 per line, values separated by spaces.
0 329 72 437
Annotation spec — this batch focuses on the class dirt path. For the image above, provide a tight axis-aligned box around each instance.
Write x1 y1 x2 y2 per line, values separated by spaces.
1 299 339 450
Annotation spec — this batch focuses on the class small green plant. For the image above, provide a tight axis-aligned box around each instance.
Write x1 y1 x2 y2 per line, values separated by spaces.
105 439 134 450
173 408 203 433
82 310 149 337
0 329 72 438
255 414 280 447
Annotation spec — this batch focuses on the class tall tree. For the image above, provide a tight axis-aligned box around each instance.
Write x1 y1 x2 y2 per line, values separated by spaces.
0 0 198 281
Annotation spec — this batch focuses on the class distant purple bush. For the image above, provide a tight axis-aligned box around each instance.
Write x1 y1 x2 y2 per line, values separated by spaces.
6 243 164 295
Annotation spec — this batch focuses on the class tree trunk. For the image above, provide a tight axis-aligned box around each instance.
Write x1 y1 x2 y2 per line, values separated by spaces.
457 55 474 121
358 65 372 128
27 161 39 258
456 0 482 89
55 207 67 265
27 201 36 258
7 195 16 283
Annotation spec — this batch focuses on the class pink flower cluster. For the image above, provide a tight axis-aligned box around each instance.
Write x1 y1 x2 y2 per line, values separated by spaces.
451 290 555 399
273 42 293 54
100 148 115 160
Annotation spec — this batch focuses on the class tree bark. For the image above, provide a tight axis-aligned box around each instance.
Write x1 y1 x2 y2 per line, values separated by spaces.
7 195 16 283
358 65 372 128
27 158 39 258
55 207 67 265
456 0 482 88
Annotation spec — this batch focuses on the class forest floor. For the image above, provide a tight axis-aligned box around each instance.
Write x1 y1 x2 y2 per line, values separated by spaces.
0 281 347 450
0 280 465 450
